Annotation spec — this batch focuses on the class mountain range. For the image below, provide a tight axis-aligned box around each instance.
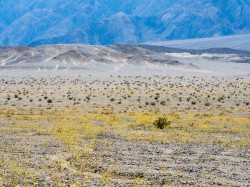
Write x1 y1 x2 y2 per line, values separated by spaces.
0 0 250 46
150 34 250 51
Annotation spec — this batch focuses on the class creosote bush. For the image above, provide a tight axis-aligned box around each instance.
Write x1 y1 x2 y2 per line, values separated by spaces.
153 117 171 129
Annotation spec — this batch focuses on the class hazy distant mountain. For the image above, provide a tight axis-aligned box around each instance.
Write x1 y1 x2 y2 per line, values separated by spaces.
149 34 250 51
0 0 250 46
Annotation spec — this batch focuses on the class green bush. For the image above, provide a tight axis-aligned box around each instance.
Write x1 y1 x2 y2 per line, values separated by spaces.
47 99 53 103
160 100 166 106
153 117 171 129
205 102 210 106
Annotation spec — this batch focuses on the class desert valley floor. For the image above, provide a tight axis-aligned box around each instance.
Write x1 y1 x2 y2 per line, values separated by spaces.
0 73 249 186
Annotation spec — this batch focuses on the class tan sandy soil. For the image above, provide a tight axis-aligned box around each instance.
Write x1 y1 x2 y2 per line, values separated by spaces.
0 74 249 186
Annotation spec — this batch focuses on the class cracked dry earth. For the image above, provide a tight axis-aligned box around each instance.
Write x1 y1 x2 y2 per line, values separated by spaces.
88 133 250 186
1 131 249 186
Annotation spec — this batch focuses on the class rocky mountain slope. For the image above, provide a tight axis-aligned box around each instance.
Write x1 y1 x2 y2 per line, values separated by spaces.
0 0 250 45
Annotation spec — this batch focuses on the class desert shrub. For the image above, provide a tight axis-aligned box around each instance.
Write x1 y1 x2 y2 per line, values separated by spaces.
153 117 171 129
205 102 210 106
154 96 159 100
47 99 53 103
160 100 166 106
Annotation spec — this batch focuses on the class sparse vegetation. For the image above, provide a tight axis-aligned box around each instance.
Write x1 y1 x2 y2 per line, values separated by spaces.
0 75 249 186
